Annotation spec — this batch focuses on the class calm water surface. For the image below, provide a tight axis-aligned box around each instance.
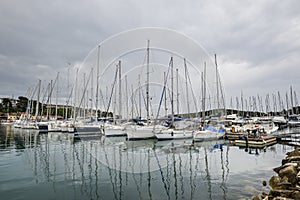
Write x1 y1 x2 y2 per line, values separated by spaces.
0 125 295 200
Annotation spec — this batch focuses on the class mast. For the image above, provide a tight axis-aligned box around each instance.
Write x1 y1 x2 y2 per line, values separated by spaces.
131 84 134 119
202 62 207 119
47 82 51 120
146 40 150 125
294 90 299 115
138 74 142 119
286 92 289 116
176 68 179 116
272 93 277 115
164 71 167 117
65 63 71 120
34 79 41 121
90 67 94 120
215 54 220 111
95 45 100 121
290 86 294 115
125 75 129 120
294 91 299 115
114 66 117 122
241 91 244 117
184 58 190 118
55 72 59 120
277 91 283 115
118 60 122 119
73 68 79 121
83 72 86 119
171 57 174 127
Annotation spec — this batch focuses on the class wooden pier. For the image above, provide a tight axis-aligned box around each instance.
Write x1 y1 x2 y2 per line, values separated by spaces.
225 131 300 148
233 135 277 148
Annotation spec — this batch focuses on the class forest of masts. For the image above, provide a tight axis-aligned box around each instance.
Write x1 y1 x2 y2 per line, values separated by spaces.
14 42 298 121
223 86 299 118
22 67 299 121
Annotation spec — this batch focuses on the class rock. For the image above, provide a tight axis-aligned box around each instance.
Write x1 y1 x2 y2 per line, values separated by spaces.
278 165 297 185
287 148 300 158
277 181 292 189
297 171 300 181
282 156 300 165
258 149 300 200
273 197 295 200
292 191 300 199
274 163 298 174
269 189 294 198
262 180 267 186
281 176 289 182
261 192 268 199
270 175 282 189
252 195 260 200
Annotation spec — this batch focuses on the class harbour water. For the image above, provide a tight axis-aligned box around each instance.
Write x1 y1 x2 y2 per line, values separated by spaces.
0 125 296 200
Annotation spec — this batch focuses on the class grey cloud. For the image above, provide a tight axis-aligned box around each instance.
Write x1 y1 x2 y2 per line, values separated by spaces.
0 0 299 107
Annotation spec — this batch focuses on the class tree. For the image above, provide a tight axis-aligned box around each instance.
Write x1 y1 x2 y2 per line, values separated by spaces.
16 96 28 112
2 98 12 113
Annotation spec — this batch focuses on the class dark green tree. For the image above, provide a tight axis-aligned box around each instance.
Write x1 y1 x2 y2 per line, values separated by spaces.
2 98 12 113
16 96 28 112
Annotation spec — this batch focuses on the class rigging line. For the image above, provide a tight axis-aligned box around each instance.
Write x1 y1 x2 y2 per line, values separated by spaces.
66 85 74 107
218 68 227 113
40 83 48 104
26 86 37 119
45 72 59 104
185 62 199 117
104 65 119 119
153 57 173 129
130 89 139 119
99 89 106 116
77 69 93 114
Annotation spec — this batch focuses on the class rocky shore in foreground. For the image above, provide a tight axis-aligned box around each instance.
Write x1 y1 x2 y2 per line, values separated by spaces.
254 147 300 200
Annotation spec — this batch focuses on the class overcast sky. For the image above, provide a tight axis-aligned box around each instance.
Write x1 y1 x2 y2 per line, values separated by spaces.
0 0 299 109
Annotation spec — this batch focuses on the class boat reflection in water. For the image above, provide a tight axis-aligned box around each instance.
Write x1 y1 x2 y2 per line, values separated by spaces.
0 125 295 200
86 136 231 200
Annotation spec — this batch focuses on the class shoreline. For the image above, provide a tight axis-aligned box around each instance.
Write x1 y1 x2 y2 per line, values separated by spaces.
254 147 300 199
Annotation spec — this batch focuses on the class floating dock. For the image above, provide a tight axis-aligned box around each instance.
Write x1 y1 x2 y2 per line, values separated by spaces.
233 135 277 148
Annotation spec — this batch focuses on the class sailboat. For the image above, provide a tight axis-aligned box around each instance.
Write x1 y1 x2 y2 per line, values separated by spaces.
155 57 193 140
193 55 226 142
72 68 102 135
126 40 159 140
103 61 127 137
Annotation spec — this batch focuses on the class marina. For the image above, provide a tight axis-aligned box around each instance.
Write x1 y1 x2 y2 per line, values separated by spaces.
0 27 299 200
0 124 299 199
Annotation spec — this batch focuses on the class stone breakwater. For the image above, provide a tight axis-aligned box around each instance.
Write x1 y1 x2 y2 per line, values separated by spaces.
254 147 300 200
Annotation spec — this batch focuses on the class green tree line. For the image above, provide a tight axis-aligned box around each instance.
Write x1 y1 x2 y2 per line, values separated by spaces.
0 96 112 119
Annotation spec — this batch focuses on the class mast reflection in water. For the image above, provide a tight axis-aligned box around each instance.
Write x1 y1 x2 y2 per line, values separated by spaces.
0 125 294 199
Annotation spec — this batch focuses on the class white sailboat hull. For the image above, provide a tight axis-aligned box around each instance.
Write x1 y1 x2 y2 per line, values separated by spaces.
104 125 126 137
126 126 156 140
155 129 193 140
193 130 225 142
